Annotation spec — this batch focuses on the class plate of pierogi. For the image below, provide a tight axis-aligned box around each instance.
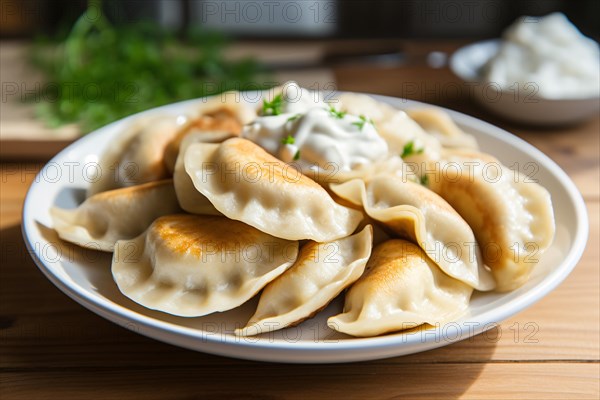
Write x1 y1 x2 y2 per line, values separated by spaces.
22 82 588 363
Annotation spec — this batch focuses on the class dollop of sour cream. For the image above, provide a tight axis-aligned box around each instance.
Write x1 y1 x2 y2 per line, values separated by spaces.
484 12 600 99
243 82 389 173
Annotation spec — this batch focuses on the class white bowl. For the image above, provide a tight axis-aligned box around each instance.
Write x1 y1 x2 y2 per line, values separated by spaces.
450 39 600 126
22 92 588 363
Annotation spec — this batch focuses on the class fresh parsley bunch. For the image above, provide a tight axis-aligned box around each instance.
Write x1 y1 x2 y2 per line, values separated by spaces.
30 0 270 133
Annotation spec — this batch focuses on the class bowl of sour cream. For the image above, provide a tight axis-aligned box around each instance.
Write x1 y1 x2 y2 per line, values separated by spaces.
450 12 600 126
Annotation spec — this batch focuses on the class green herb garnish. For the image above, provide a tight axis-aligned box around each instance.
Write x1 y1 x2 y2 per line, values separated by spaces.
28 0 270 133
420 175 429 186
328 104 346 119
262 94 283 116
352 115 372 130
293 150 301 160
281 135 295 145
400 141 425 158
287 113 301 122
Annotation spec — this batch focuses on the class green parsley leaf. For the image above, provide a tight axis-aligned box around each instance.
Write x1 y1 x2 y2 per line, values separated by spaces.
27 0 271 133
420 175 429 186
352 115 372 130
400 141 425 158
293 150 301 160
281 135 295 145
262 93 283 116
287 113 301 122
328 104 346 119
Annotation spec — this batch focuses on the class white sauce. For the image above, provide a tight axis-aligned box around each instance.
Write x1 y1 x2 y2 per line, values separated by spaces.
484 12 600 99
244 82 389 173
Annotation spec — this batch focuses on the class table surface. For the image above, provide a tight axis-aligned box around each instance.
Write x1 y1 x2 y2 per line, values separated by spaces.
1 40 599 399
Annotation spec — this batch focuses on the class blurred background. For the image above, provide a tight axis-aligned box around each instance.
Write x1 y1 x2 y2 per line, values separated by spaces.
2 0 599 39
1 0 599 158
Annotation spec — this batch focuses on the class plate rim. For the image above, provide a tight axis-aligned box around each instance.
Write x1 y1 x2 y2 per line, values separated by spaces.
21 91 589 362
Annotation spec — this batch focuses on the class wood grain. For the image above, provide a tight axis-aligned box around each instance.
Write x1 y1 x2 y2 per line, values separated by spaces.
2 364 598 400
0 202 597 371
1 39 599 399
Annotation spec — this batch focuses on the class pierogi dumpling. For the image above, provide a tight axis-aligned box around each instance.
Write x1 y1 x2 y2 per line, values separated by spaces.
66 84 558 337
330 176 495 291
338 93 442 156
184 138 363 241
173 133 222 216
112 214 299 317
51 179 181 252
427 150 555 291
328 239 473 337
406 108 478 149
164 98 256 174
88 115 190 196
235 225 373 336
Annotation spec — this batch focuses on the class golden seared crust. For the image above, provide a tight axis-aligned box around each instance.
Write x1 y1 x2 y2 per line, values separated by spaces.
176 110 243 144
164 106 244 170
368 239 422 266
221 138 323 190
360 240 423 294
151 214 263 257
196 107 244 134
407 108 463 137
295 241 320 266
94 179 173 201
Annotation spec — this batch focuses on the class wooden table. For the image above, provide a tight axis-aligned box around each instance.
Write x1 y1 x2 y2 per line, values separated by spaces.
1 40 599 399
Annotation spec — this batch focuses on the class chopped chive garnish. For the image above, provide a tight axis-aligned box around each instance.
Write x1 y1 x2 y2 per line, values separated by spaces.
281 135 295 145
400 141 425 158
352 115 372 130
328 104 346 119
262 93 283 115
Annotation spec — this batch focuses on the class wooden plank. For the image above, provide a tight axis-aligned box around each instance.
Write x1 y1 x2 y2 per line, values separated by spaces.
0 165 598 367
1 38 598 397
518 120 600 201
1 363 598 400
0 139 74 161
0 163 44 228
1 202 597 368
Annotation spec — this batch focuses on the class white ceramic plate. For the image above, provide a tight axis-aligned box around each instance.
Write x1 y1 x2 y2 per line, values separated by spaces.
450 39 600 126
22 92 588 363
